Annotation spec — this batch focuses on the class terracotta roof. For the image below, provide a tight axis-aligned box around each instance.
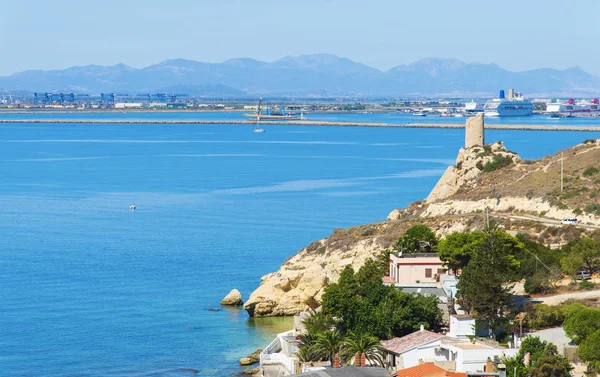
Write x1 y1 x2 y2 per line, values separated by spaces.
446 372 467 377
381 330 444 355
393 363 466 377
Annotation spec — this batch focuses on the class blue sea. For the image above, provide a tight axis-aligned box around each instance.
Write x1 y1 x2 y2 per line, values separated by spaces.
1 111 599 376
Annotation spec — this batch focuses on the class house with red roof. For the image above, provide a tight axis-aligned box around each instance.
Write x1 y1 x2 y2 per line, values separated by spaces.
393 363 467 377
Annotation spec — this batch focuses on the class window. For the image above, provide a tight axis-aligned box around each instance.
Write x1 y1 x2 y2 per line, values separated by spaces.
425 268 432 278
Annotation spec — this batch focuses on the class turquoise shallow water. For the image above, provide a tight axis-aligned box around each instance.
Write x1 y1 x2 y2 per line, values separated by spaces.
1 111 599 376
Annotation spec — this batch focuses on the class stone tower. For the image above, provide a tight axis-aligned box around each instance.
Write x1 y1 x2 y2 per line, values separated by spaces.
465 113 484 148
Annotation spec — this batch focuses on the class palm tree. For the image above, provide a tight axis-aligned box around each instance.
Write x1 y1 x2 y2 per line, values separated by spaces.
302 309 336 334
295 332 321 363
341 332 385 367
314 330 344 368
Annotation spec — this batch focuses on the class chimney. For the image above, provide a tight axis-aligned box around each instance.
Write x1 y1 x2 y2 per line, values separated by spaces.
420 324 425 332
333 355 340 369
498 363 507 377
355 353 361 367
361 354 367 367
484 358 494 372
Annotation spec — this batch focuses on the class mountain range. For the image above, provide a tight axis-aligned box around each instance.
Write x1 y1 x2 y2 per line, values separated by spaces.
1 54 599 97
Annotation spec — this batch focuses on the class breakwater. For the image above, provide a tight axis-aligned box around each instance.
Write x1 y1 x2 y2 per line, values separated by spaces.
2 118 600 132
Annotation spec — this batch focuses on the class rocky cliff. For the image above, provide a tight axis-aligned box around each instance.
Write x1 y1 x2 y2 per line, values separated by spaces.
244 138 600 317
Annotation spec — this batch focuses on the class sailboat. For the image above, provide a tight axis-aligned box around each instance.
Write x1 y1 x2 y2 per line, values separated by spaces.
253 97 266 133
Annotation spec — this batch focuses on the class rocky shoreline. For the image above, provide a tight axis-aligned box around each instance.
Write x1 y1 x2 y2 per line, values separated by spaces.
243 136 600 317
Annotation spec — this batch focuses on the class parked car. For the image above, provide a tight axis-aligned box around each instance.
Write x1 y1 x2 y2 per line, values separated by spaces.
576 270 592 280
561 218 578 225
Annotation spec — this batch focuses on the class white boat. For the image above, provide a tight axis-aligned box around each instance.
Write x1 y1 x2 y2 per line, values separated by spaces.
465 101 484 114
412 112 426 116
130 204 136 210
484 89 533 117
546 98 600 118
253 126 265 133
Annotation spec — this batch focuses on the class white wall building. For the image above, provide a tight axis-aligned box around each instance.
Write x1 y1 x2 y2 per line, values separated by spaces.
382 320 519 373
389 253 452 284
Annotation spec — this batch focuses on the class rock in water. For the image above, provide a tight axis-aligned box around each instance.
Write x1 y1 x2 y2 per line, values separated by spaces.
239 357 254 365
220 289 243 306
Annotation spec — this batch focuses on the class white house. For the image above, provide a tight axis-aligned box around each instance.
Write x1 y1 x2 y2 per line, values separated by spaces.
382 321 519 373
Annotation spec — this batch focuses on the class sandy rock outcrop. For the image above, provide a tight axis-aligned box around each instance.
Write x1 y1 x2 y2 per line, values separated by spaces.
220 289 243 306
427 142 520 203
244 238 383 317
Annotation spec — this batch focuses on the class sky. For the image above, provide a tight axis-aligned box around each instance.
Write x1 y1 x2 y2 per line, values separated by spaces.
1 0 600 76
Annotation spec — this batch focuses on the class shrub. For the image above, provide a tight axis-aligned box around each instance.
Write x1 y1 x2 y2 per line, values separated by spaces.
525 304 564 330
583 167 600 177
483 155 513 173
539 211 548 217
525 273 556 295
583 139 597 144
591 191 597 199
579 280 595 291
584 203 600 215
574 208 583 215
558 203 568 210
526 190 534 200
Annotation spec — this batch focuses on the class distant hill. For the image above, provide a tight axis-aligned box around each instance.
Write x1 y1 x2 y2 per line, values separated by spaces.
1 54 599 97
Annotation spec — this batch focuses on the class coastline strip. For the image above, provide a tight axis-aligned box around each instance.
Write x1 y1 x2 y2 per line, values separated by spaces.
1 119 600 132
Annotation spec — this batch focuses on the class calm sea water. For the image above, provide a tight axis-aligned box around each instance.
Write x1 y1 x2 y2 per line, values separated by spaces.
1 111 598 376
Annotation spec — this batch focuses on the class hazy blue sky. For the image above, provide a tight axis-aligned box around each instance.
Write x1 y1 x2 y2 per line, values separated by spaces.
1 0 599 76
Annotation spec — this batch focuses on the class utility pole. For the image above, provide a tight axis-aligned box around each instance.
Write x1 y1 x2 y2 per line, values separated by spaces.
561 152 564 194
486 207 490 229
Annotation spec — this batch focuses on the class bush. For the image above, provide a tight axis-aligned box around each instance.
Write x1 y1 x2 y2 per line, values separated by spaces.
591 191 597 199
558 203 568 210
579 280 595 291
483 155 513 173
525 304 564 330
525 273 556 295
574 208 583 215
584 203 600 215
583 167 599 177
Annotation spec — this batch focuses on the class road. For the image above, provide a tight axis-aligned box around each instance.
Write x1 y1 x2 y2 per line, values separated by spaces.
496 213 600 230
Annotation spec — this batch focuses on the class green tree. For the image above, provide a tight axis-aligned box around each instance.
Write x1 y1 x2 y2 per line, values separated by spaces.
438 231 483 272
296 332 321 362
395 224 438 254
321 262 442 340
341 331 385 367
302 309 336 335
578 329 600 372
503 337 571 377
529 355 573 377
314 330 344 368
563 308 600 344
571 237 600 273
560 253 584 280
457 230 522 332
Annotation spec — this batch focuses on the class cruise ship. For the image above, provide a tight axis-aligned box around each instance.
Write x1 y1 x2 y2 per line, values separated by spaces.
483 89 533 117
546 98 600 118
